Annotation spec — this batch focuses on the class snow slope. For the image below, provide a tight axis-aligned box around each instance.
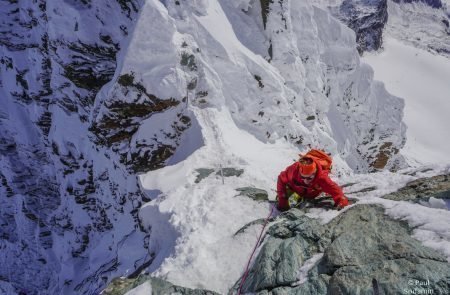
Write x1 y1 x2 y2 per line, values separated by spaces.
121 0 405 172
140 107 295 292
363 37 450 165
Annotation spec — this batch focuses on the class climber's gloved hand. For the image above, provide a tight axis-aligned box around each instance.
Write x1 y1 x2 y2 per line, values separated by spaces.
335 196 349 210
276 195 289 212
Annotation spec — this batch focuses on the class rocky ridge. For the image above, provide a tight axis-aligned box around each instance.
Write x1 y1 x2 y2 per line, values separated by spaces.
235 204 450 294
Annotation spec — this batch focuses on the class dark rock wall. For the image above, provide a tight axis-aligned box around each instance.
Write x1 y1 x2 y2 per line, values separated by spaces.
0 1 178 294
392 0 444 9
337 0 388 54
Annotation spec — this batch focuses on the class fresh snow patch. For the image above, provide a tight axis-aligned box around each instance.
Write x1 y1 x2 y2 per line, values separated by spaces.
124 281 152 295
293 253 324 286
305 207 343 224
420 197 448 210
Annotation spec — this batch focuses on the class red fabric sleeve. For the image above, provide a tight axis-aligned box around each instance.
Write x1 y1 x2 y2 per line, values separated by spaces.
316 175 345 203
277 163 297 199
277 169 289 199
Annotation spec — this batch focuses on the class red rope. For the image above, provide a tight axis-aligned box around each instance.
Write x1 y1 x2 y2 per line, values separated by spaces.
237 204 275 295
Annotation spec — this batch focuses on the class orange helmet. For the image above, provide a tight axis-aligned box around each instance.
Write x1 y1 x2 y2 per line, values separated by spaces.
299 158 317 177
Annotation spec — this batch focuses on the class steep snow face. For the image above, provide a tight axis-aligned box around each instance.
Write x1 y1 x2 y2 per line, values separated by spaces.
304 0 450 165
360 0 450 165
387 0 450 57
0 1 158 295
363 37 450 165
121 0 405 173
309 0 389 54
310 0 450 59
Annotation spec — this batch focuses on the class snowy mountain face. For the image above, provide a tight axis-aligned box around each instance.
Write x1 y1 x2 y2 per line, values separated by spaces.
314 0 450 57
0 1 159 294
123 0 405 173
0 0 412 294
387 0 450 57
309 0 389 53
315 0 389 54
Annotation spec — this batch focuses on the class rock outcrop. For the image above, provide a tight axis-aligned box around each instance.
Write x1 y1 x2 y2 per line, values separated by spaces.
235 205 450 294
102 276 219 295
314 0 450 58
335 0 388 54
384 173 450 203
391 0 444 9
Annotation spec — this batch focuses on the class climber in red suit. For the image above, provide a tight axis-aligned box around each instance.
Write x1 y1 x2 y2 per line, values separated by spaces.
277 156 349 211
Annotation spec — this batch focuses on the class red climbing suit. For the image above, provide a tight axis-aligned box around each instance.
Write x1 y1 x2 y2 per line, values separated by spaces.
276 159 348 210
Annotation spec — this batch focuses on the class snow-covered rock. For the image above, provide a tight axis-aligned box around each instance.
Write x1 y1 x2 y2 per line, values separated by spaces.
387 0 450 58
383 173 450 202
122 0 406 172
102 276 219 295
311 0 389 54
312 0 450 59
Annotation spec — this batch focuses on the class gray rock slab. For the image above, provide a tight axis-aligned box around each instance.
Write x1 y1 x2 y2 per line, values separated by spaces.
237 204 450 294
240 237 307 292
194 168 215 183
235 187 269 202
329 258 450 295
383 173 450 202
102 276 219 295
216 167 244 177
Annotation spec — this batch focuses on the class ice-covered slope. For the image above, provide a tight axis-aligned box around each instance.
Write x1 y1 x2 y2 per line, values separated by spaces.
363 37 450 165
118 0 405 173
309 0 450 164
310 0 389 53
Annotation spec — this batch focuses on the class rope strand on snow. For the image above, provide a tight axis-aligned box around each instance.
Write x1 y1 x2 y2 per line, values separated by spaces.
237 203 275 295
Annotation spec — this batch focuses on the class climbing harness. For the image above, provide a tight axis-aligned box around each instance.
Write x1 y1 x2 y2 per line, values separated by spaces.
237 203 275 295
